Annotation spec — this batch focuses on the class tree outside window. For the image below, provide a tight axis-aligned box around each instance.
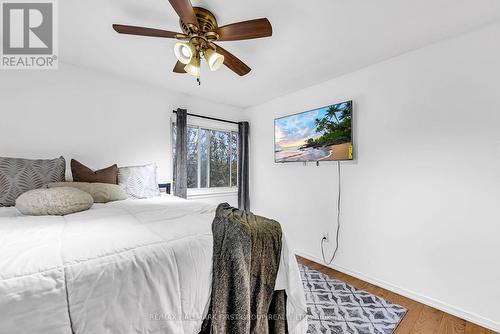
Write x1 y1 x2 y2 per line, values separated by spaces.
173 124 238 189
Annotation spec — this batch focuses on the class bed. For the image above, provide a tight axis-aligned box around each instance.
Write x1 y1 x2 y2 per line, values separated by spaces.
0 195 307 334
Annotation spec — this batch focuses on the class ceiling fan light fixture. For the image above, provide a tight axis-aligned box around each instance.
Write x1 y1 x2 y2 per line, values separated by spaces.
184 55 201 77
113 5 273 80
204 48 224 72
174 42 195 64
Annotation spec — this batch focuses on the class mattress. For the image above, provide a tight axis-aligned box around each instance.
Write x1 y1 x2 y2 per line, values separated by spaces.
0 195 307 334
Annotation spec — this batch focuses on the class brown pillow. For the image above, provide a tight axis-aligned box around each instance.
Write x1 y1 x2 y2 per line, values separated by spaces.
71 159 118 184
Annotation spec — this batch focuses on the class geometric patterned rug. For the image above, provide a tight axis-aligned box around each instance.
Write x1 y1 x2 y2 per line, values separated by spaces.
300 265 407 334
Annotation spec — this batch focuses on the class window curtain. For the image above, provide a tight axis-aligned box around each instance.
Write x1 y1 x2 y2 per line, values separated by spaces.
173 108 188 199
238 121 250 211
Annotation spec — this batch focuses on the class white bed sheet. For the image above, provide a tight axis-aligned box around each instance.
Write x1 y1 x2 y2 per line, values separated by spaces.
0 195 306 334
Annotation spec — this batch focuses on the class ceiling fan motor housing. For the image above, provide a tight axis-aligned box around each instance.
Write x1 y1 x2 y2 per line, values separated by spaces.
180 7 219 37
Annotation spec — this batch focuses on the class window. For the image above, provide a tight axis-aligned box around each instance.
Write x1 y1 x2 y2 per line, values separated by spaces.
173 124 238 189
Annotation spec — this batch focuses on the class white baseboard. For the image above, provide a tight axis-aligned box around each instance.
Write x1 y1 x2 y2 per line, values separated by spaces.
296 250 500 333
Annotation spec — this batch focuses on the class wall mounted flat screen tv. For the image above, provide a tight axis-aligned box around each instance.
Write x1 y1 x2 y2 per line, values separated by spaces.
275 100 353 163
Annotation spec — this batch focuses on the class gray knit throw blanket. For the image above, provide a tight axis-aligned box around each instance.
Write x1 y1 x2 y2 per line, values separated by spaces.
200 203 288 334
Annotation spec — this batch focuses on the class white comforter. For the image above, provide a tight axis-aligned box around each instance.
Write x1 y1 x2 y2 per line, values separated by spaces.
0 195 307 334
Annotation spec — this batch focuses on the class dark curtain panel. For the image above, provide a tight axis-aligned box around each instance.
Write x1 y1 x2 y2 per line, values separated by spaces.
238 121 250 211
174 108 188 199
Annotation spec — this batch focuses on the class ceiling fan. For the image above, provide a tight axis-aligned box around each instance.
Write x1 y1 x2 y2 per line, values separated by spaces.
112 0 272 84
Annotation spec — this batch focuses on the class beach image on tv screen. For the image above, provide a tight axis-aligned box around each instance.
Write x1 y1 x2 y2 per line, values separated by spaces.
275 101 353 162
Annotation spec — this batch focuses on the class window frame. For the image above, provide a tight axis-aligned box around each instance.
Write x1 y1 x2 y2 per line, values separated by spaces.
172 122 239 191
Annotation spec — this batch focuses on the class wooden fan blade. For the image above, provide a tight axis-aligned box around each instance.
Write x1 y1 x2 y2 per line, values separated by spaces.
173 61 186 73
217 18 272 41
214 44 251 76
113 24 180 38
168 0 198 29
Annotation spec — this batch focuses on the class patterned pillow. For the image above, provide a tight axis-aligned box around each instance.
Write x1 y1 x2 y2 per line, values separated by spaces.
118 163 161 199
0 156 66 207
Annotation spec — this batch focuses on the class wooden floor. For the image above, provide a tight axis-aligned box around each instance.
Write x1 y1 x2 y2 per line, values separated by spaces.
296 256 497 334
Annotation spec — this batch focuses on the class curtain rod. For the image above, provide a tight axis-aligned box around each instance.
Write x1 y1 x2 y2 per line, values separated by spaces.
173 110 239 125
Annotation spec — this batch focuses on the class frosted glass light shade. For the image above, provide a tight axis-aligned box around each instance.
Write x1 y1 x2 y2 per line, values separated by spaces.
204 49 224 71
184 56 200 77
174 42 195 65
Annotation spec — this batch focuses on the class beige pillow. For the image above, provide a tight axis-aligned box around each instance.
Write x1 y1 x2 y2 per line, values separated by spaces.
15 187 94 216
47 182 127 203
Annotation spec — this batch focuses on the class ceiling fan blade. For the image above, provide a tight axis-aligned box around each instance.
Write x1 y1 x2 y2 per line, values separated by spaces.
112 24 180 38
217 18 272 41
168 0 198 29
214 44 251 76
173 61 186 73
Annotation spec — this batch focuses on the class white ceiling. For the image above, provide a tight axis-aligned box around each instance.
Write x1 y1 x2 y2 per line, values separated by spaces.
60 0 500 108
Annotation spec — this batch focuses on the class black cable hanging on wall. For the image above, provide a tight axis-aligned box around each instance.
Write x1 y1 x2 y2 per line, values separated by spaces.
321 161 342 265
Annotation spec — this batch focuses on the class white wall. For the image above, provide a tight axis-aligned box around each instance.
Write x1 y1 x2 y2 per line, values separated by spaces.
0 63 242 205
244 22 500 331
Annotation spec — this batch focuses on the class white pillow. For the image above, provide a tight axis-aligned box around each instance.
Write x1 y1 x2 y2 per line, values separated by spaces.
15 187 94 216
118 163 161 199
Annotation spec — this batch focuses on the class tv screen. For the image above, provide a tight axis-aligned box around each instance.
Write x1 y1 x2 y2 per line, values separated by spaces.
274 100 353 163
